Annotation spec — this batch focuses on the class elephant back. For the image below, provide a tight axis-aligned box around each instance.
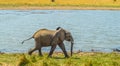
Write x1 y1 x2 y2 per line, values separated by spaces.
33 29 55 38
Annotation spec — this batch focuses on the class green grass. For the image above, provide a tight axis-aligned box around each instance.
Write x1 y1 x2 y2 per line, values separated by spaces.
0 52 120 66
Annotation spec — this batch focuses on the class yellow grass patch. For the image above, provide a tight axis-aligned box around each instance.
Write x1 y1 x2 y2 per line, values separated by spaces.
0 0 120 7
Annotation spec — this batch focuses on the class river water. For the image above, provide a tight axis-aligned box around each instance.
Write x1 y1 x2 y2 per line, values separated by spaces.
0 10 120 53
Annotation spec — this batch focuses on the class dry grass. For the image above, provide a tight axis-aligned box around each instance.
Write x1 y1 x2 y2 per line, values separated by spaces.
0 0 120 7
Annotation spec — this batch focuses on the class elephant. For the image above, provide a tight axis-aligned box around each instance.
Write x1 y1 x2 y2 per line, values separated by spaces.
21 27 74 58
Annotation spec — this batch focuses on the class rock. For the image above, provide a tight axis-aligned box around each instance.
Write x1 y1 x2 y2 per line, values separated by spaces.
113 48 120 52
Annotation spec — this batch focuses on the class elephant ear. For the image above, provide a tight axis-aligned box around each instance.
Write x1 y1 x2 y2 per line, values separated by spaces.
50 29 60 45
50 28 64 45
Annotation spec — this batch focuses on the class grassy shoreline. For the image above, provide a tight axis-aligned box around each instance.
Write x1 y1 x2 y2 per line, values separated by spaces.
0 52 120 66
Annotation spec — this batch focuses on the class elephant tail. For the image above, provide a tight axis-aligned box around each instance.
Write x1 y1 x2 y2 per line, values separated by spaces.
21 37 33 44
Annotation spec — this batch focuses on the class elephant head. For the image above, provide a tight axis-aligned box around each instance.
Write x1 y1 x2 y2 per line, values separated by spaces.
52 27 74 56
64 31 74 56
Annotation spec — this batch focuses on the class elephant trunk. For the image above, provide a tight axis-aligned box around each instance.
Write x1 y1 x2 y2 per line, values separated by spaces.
71 42 73 56
70 36 74 56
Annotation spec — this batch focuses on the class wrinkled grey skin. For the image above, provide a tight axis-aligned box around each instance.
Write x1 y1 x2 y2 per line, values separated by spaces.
22 27 74 58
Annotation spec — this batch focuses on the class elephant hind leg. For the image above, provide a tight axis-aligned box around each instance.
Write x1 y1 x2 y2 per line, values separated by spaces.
28 48 38 55
28 41 40 55
39 48 43 56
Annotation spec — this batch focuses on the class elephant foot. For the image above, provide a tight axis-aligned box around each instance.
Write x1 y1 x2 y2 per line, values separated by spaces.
28 51 32 55
39 54 43 57
47 55 52 58
65 55 69 58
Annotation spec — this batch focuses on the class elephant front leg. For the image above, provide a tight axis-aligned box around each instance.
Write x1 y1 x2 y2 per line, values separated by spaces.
48 44 57 58
58 43 69 58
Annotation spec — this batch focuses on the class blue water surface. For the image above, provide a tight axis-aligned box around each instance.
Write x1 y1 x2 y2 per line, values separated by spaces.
0 10 120 53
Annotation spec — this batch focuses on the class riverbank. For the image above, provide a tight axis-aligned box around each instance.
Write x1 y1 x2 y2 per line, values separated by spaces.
0 0 120 10
0 52 120 66
0 6 120 10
